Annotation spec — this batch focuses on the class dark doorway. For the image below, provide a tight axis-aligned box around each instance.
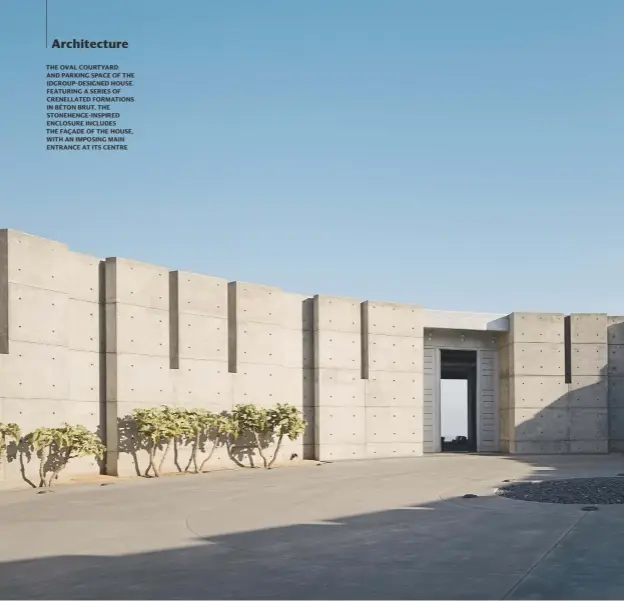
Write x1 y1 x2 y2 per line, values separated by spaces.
440 349 477 453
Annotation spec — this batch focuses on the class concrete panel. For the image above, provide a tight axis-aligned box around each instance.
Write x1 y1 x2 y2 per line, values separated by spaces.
0 342 68 399
231 282 283 326
569 409 608 440
279 329 313 369
422 309 509 332
105 258 169 310
175 271 228 318
425 329 500 350
365 407 422 443
68 298 99 352
115 354 174 404
9 285 68 346
607 316 624 345
174 358 232 410
514 407 569 441
314 295 361 333
608 376 624 407
363 301 422 337
608 345 624 376
499 377 510 410
365 442 423 458
366 371 423 407
609 407 624 441
499 344 512 378
107 304 169 357
233 364 290 407
3 230 68 292
237 321 284 366
315 368 365 407
281 292 312 331
511 343 565 376
315 330 361 370
178 314 228 362
68 252 101 303
0 398 99 431
511 440 570 454
570 344 608 376
510 313 564 344
568 376 607 408
68 350 100 402
569 314 607 344
317 406 365 445
570 440 609 453
315 444 366 462
368 334 423 373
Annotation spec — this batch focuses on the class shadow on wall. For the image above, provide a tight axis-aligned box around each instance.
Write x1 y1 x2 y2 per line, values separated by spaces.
502 365 611 457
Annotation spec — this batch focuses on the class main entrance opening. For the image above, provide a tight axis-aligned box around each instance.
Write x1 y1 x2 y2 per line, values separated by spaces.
440 349 477 453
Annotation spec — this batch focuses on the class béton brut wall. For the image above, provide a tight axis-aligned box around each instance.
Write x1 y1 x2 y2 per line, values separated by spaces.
2 229 624 488
0 230 424 485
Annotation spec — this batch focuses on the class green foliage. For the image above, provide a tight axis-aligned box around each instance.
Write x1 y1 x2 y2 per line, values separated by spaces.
0 422 21 465
25 424 105 487
230 403 307 469
268 403 307 441
182 409 231 473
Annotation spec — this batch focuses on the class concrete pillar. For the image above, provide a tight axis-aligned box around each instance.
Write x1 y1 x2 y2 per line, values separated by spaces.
501 313 568 453
568 314 608 453
313 295 365 461
362 301 424 458
104 257 172 476
608 316 624 451
0 230 102 484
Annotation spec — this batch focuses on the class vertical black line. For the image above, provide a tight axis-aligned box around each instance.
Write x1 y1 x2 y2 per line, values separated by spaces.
45 0 48 48
564 315 572 384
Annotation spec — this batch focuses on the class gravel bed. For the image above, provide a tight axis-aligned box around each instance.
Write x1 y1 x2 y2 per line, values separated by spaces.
496 477 624 505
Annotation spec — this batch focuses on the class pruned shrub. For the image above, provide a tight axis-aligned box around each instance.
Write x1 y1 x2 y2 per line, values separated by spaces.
131 406 191 477
183 409 230 473
230 403 306 469
266 403 307 468
0 422 20 469
25 424 105 487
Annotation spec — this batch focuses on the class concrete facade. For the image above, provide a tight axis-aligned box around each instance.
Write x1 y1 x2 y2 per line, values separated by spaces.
1 229 624 485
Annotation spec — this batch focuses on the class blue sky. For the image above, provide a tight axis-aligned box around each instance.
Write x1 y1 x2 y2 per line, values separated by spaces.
1 1 623 314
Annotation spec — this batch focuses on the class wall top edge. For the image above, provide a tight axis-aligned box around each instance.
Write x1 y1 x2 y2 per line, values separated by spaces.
422 310 510 332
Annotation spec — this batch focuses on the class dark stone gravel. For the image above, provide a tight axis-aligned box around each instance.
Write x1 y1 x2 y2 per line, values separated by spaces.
496 477 624 505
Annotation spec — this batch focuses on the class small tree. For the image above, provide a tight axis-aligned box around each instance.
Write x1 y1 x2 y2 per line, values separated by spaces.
26 424 105 487
183 409 231 474
230 404 271 468
0 422 21 470
230 403 307 469
266 404 307 468
132 406 190 477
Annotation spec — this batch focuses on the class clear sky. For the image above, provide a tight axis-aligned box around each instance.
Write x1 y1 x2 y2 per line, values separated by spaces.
1 1 623 314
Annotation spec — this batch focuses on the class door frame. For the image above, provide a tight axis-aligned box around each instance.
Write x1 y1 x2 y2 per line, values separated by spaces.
434 346 483 453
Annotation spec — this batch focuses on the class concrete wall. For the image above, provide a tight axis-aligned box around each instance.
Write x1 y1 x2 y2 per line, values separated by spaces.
2 229 624 487
500 313 610 455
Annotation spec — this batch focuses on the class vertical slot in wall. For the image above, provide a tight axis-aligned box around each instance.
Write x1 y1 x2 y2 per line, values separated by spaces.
227 281 237 373
360 302 369 380
168 271 179 370
564 315 572 384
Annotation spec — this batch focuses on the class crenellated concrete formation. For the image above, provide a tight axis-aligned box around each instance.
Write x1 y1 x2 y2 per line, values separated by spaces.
1 229 624 487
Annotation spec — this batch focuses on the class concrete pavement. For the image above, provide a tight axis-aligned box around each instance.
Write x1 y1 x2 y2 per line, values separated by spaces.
1 454 624 599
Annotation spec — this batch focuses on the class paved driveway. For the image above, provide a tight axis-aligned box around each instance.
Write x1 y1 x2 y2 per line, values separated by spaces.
1 453 624 599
